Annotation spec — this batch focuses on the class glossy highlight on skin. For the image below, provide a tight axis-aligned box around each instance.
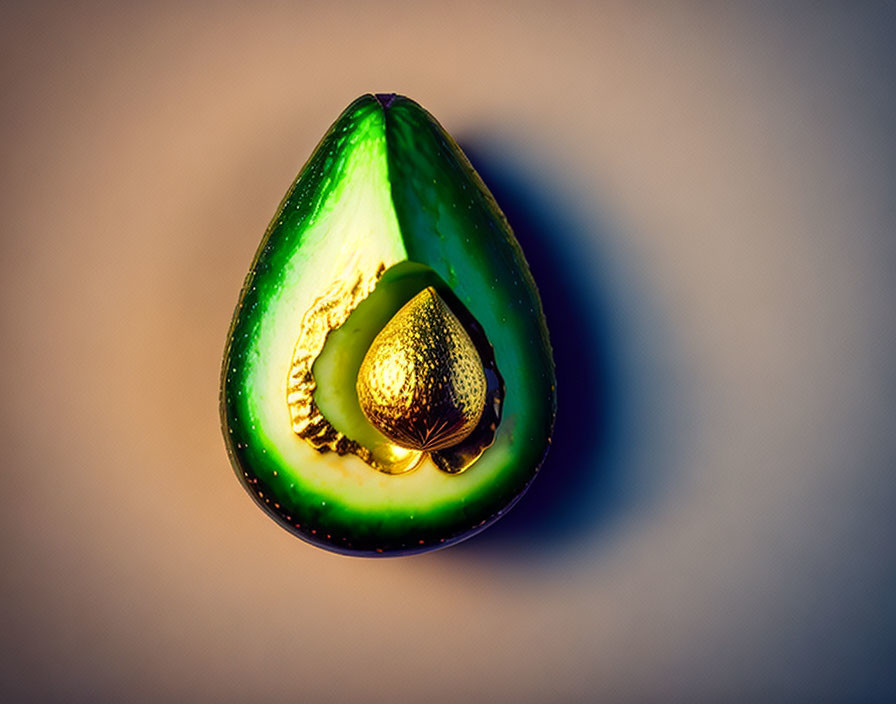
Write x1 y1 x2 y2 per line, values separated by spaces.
221 94 555 555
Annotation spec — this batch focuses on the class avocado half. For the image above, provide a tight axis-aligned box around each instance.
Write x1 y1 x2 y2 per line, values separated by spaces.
221 94 555 555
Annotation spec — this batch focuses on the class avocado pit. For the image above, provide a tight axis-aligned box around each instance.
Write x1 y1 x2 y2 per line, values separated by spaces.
357 286 487 452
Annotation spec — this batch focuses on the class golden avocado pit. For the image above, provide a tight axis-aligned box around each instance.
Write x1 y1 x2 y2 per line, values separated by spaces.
356 287 487 452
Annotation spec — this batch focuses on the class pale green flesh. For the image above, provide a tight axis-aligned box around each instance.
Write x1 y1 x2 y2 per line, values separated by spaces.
239 107 516 522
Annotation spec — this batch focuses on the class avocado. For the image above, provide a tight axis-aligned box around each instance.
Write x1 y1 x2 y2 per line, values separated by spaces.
221 94 555 555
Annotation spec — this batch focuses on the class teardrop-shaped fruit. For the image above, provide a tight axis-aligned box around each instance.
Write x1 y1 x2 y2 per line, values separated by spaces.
221 94 555 555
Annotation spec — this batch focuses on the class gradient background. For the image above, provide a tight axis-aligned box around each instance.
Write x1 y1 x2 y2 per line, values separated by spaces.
2 2 895 701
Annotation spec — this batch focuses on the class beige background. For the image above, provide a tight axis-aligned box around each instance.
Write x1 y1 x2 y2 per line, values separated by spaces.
2 2 895 701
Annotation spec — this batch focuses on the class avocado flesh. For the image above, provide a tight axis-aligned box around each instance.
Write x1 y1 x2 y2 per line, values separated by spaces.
222 94 555 555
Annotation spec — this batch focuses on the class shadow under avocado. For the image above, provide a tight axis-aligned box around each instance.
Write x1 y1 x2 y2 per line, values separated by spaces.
445 137 636 558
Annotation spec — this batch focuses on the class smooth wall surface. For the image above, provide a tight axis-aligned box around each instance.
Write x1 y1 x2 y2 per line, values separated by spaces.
2 2 894 701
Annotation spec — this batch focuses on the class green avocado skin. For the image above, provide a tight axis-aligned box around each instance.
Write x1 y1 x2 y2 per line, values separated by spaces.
222 94 556 555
